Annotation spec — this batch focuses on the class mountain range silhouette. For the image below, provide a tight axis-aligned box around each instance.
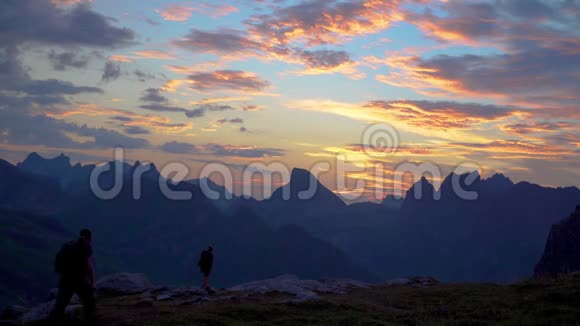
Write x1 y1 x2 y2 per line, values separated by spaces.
0 152 578 305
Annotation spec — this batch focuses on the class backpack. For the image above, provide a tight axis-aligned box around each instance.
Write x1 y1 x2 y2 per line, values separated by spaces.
54 240 82 274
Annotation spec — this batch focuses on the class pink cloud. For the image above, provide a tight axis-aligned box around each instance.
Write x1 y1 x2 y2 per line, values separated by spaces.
157 3 238 22
51 0 92 5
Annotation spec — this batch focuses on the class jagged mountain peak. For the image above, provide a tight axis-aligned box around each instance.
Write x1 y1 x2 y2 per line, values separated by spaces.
488 173 512 182
21 152 70 165
17 152 72 177
291 167 311 177
440 171 482 196
410 176 434 190
266 167 345 208
485 173 514 187
402 176 437 208
442 171 481 184
25 151 42 160
288 168 318 190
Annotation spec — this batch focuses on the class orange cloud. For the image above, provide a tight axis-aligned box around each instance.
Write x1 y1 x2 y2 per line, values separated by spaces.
392 2 580 108
162 79 193 92
186 70 270 93
173 29 367 78
51 0 92 5
246 0 404 46
133 50 176 60
48 104 192 134
345 144 436 157
165 62 225 75
242 104 263 111
501 121 577 136
157 4 194 21
190 96 251 105
287 49 366 79
157 3 237 21
109 55 133 63
365 100 525 130
445 140 574 159
110 50 176 63
290 98 522 130
372 54 485 98
373 49 580 110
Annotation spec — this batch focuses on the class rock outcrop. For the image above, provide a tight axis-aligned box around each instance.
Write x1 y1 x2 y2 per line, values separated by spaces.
229 274 369 302
96 273 154 296
383 276 440 287
19 301 82 324
535 206 580 277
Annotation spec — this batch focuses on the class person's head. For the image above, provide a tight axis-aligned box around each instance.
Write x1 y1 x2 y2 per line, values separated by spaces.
80 229 92 244
208 245 213 252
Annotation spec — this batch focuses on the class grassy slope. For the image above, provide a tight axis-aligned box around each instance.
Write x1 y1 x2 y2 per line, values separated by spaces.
42 277 580 326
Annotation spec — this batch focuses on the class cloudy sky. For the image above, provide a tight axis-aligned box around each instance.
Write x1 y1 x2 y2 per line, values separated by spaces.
1 0 578 200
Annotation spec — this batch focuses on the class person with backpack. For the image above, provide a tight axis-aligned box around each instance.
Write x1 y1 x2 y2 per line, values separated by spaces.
197 245 214 292
49 229 96 325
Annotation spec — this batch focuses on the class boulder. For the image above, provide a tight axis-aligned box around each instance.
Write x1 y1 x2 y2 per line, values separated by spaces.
139 291 152 299
20 301 54 323
410 276 439 286
48 289 80 303
155 293 174 302
96 273 154 296
384 276 439 287
19 301 82 324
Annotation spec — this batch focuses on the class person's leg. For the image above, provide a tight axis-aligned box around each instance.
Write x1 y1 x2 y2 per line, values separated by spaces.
202 271 209 289
48 278 74 324
76 282 97 326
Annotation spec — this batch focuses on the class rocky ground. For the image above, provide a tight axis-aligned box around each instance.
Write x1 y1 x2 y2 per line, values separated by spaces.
4 273 580 325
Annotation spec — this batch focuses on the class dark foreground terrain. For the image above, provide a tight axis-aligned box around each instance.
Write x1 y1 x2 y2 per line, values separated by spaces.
29 277 580 326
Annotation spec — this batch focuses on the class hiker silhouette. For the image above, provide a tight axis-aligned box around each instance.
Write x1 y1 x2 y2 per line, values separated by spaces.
198 245 214 291
49 229 96 325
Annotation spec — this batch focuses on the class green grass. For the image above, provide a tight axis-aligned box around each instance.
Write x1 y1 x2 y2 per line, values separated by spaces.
59 277 580 326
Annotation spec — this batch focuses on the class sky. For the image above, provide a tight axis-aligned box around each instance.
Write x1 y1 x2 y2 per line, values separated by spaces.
0 0 578 201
